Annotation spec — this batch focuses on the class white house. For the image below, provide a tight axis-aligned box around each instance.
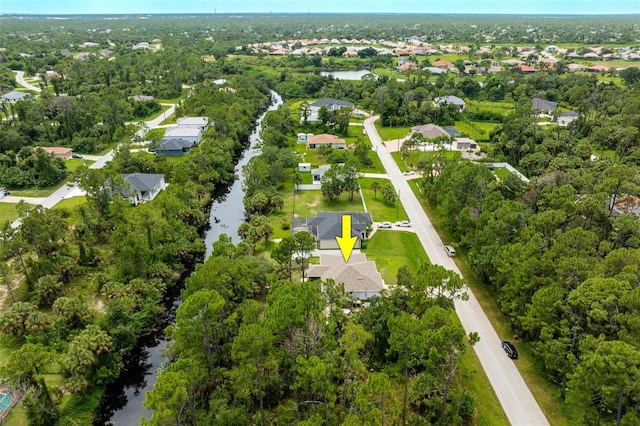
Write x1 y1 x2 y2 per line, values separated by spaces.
307 253 385 302
434 95 466 110
298 163 311 172
176 116 210 130
164 127 202 144
2 91 29 103
557 111 579 126
308 98 354 122
121 173 166 205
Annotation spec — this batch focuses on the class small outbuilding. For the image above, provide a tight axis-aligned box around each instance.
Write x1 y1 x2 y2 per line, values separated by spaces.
298 163 311 172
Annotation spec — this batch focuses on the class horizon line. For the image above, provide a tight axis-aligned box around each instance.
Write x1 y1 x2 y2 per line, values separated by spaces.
2 12 640 17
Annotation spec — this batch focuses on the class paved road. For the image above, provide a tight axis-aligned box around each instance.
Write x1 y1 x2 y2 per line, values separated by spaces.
14 71 42 92
364 116 549 426
7 102 178 228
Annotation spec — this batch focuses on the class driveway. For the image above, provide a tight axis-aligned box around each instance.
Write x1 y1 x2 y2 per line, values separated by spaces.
364 116 549 426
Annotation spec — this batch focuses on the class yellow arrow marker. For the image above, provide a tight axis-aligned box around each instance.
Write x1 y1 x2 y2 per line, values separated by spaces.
336 214 358 263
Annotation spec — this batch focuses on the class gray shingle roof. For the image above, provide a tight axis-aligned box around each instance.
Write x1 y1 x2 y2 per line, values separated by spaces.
307 253 384 293
2 91 28 101
122 173 164 192
158 139 194 151
435 95 466 106
306 211 372 240
310 98 354 108
532 98 558 112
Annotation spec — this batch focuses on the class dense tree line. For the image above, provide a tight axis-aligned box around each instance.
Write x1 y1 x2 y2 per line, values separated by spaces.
422 132 640 423
0 66 270 423
145 234 478 425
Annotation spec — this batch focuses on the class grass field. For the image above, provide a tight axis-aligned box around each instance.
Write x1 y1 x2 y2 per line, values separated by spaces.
0 203 19 224
374 122 412 141
454 121 496 142
363 230 428 285
52 196 86 211
466 100 514 116
492 167 512 180
358 177 407 222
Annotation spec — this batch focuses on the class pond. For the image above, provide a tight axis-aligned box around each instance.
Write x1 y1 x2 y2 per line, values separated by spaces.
320 69 377 80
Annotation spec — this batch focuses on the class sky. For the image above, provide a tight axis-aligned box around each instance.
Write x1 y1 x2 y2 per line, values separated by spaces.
2 0 639 15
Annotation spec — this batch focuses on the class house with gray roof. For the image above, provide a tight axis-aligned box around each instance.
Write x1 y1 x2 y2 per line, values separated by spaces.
557 111 579 127
424 66 447 75
411 123 450 140
532 98 558 114
307 253 385 302
2 90 29 103
154 139 195 156
308 98 354 122
434 95 466 110
121 173 166 205
302 211 372 249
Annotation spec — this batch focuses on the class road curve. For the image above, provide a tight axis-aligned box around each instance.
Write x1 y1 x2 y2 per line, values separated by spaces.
364 116 549 426
14 71 42 92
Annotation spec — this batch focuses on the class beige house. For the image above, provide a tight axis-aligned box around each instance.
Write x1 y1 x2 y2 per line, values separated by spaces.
306 134 346 150
40 147 73 160
307 253 385 302
411 124 449 139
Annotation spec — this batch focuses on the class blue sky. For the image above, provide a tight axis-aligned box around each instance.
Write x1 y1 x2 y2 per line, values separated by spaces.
2 0 639 15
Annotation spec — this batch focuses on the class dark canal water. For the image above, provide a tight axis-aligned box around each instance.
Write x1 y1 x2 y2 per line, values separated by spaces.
94 92 283 425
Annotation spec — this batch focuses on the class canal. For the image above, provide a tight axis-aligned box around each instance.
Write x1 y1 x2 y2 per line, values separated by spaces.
94 91 283 425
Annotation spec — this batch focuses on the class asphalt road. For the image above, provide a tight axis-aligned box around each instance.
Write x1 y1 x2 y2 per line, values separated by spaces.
14 70 42 92
364 116 549 426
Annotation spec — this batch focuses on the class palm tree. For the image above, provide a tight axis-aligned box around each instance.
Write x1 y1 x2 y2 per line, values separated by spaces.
370 181 381 200
299 101 310 126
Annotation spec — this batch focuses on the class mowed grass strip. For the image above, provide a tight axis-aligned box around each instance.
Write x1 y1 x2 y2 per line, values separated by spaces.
363 230 427 285
0 203 19 224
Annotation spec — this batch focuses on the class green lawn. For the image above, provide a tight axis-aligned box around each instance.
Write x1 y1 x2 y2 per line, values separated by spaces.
391 150 461 171
454 121 496 142
358 177 407 222
52 196 86 211
65 158 95 173
374 122 412 141
0 203 19 224
406 179 571 426
145 128 166 141
363 230 427 285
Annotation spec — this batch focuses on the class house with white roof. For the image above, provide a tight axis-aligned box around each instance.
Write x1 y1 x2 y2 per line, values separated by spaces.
176 116 210 130
164 127 202 144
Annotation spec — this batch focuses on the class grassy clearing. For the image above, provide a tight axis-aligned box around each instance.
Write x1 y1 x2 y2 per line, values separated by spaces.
145 128 166 141
65 158 94 173
358 177 407 222
406 179 571 426
374 122 412 141
492 167 512 180
52 196 86 211
0 203 19 224
363 230 428 285
454 121 496 142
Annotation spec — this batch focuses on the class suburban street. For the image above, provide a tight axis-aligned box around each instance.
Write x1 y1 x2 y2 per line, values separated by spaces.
14 70 42 92
364 116 549 426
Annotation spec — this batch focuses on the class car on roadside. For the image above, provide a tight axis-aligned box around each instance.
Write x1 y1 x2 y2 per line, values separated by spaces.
72 153 83 159
395 220 412 227
402 170 415 176
444 245 456 257
501 341 518 359
378 221 392 229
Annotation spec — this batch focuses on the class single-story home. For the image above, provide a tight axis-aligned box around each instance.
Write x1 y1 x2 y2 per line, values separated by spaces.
424 66 447 75
308 98 354 122
2 90 29 103
307 253 385 302
432 59 455 69
176 117 210 130
312 165 331 182
307 134 346 150
302 211 373 249
411 124 450 140
532 98 558 115
453 137 478 150
122 173 166 205
128 95 154 102
397 61 418 71
154 138 195 156
39 146 73 160
557 111 579 126
434 95 466 111
567 64 587 72
163 127 202 144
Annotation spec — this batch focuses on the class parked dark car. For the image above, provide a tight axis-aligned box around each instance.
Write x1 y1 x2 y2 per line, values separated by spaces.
501 341 518 359
72 153 83 159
